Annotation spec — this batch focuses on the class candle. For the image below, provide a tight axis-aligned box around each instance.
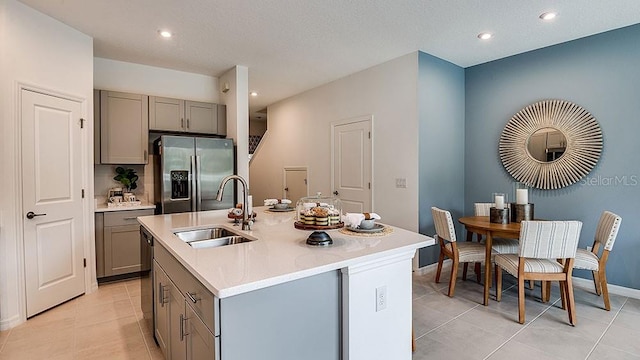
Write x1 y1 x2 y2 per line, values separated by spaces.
494 195 505 209
516 188 528 205
247 195 253 215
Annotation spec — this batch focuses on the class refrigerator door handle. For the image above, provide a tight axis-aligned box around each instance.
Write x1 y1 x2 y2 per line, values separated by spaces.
196 155 202 211
190 155 197 211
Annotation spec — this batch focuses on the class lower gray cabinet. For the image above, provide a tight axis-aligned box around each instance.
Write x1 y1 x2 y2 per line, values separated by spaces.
154 261 170 357
96 209 154 278
185 302 217 360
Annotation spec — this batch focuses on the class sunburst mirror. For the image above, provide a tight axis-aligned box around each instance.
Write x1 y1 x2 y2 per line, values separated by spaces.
499 99 603 190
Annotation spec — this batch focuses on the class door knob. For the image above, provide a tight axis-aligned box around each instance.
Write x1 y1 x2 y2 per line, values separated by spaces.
333 191 339 195
26 211 47 219
284 187 289 191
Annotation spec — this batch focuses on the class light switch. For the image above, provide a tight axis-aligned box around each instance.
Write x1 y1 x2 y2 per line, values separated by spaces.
395 178 407 188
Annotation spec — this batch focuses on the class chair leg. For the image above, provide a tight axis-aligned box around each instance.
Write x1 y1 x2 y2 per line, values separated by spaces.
565 277 577 326
435 252 445 283
559 280 567 310
496 265 503 302
529 280 534 290
475 263 481 283
541 281 548 303
411 328 415 352
592 270 602 296
600 269 611 311
462 263 469 281
448 258 459 297
518 276 526 324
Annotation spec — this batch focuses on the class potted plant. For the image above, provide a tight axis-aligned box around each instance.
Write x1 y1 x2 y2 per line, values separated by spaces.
113 167 139 192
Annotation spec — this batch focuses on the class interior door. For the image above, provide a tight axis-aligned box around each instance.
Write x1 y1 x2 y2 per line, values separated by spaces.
22 89 85 317
284 167 308 203
332 118 372 214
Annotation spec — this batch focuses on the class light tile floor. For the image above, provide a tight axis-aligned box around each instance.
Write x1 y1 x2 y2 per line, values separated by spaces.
412 266 640 360
0 278 163 360
1 271 638 359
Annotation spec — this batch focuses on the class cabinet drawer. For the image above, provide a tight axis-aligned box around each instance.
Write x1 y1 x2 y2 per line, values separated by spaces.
104 209 154 227
155 243 219 336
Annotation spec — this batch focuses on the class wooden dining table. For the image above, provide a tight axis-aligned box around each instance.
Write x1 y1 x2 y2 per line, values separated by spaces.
458 216 521 306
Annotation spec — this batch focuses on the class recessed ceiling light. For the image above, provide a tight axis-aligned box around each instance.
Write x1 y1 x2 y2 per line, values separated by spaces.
539 12 557 21
250 91 258 97
158 30 173 38
477 32 493 40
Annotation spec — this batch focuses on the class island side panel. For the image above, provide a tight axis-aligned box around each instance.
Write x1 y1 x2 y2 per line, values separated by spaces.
341 251 414 360
219 271 341 360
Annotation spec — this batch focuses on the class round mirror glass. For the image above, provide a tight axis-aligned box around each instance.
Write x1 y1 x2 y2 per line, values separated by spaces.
527 127 567 162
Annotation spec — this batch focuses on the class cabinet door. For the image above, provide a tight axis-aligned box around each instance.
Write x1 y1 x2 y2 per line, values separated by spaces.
154 261 170 358
100 90 149 164
185 101 217 134
169 281 187 360
150 96 185 132
185 304 218 360
103 224 142 276
95 213 105 278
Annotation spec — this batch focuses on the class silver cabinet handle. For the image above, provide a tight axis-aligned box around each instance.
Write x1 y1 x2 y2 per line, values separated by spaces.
158 283 167 307
179 314 189 341
181 118 185 129
144 149 148 162
123 217 137 220
26 211 46 219
186 118 190 129
185 291 198 304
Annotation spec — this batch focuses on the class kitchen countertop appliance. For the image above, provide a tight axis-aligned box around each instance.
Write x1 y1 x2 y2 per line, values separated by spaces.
155 135 235 214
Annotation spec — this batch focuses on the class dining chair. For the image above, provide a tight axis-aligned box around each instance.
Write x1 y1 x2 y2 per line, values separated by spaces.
573 211 622 311
462 203 520 282
432 207 487 297
495 220 582 325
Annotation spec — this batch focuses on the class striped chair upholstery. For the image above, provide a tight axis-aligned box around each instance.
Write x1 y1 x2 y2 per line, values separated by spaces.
432 207 487 297
495 220 583 325
474 203 519 254
573 211 622 311
462 203 520 283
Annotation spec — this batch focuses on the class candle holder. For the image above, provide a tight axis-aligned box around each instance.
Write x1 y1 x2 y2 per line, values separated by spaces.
490 207 510 224
510 203 534 223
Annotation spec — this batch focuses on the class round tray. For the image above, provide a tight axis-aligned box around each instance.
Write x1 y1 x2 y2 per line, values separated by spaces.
294 221 344 230
268 207 295 212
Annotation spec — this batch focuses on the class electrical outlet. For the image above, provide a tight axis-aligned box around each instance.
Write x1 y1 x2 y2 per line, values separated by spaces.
376 286 387 312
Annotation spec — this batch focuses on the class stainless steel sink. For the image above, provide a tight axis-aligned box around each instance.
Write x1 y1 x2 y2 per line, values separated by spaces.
174 227 254 249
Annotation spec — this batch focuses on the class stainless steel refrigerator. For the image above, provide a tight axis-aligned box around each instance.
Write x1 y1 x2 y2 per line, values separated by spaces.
155 135 235 214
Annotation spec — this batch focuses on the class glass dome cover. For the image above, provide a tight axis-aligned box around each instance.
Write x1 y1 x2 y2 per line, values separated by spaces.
294 192 343 229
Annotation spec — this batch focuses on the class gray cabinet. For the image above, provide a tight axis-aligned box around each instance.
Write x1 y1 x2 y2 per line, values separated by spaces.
95 209 154 278
99 90 149 164
150 96 226 135
154 243 219 360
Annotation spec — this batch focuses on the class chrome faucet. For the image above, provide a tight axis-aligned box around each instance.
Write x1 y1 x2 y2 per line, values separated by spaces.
216 175 252 230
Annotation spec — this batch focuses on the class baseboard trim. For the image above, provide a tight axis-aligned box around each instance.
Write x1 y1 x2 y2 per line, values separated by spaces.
572 276 640 300
0 314 22 331
414 261 640 300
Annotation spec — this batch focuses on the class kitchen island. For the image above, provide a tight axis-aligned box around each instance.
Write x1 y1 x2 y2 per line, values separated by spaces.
138 207 434 360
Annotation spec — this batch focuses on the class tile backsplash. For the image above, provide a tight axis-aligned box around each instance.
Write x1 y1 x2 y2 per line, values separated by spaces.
94 158 155 204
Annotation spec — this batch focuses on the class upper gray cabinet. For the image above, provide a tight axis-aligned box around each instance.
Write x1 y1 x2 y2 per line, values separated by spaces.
99 90 149 164
150 96 226 136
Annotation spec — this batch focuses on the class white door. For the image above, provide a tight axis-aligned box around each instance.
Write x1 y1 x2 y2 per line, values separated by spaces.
22 89 85 317
283 167 308 203
332 118 372 214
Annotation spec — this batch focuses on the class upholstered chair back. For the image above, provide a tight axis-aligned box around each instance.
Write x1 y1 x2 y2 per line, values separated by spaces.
432 207 457 243
474 203 495 217
519 221 582 259
594 211 622 251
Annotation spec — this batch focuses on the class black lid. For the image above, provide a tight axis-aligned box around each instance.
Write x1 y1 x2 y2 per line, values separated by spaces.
306 231 333 246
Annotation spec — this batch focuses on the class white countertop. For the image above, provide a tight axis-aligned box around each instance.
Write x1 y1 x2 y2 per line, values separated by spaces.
138 207 434 298
95 197 156 212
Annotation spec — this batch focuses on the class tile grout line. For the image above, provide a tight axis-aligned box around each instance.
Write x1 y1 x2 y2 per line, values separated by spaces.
0 328 13 354
582 297 628 360
415 303 482 341
481 295 562 360
126 280 156 359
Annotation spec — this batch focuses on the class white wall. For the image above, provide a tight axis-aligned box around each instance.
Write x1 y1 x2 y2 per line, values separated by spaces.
0 0 93 329
250 53 419 231
94 57 219 102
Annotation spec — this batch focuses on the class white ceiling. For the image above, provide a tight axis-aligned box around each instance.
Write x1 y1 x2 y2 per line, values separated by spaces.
18 0 640 119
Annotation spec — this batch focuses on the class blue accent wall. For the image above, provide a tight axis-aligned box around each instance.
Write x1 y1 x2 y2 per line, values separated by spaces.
465 24 640 289
418 51 465 267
